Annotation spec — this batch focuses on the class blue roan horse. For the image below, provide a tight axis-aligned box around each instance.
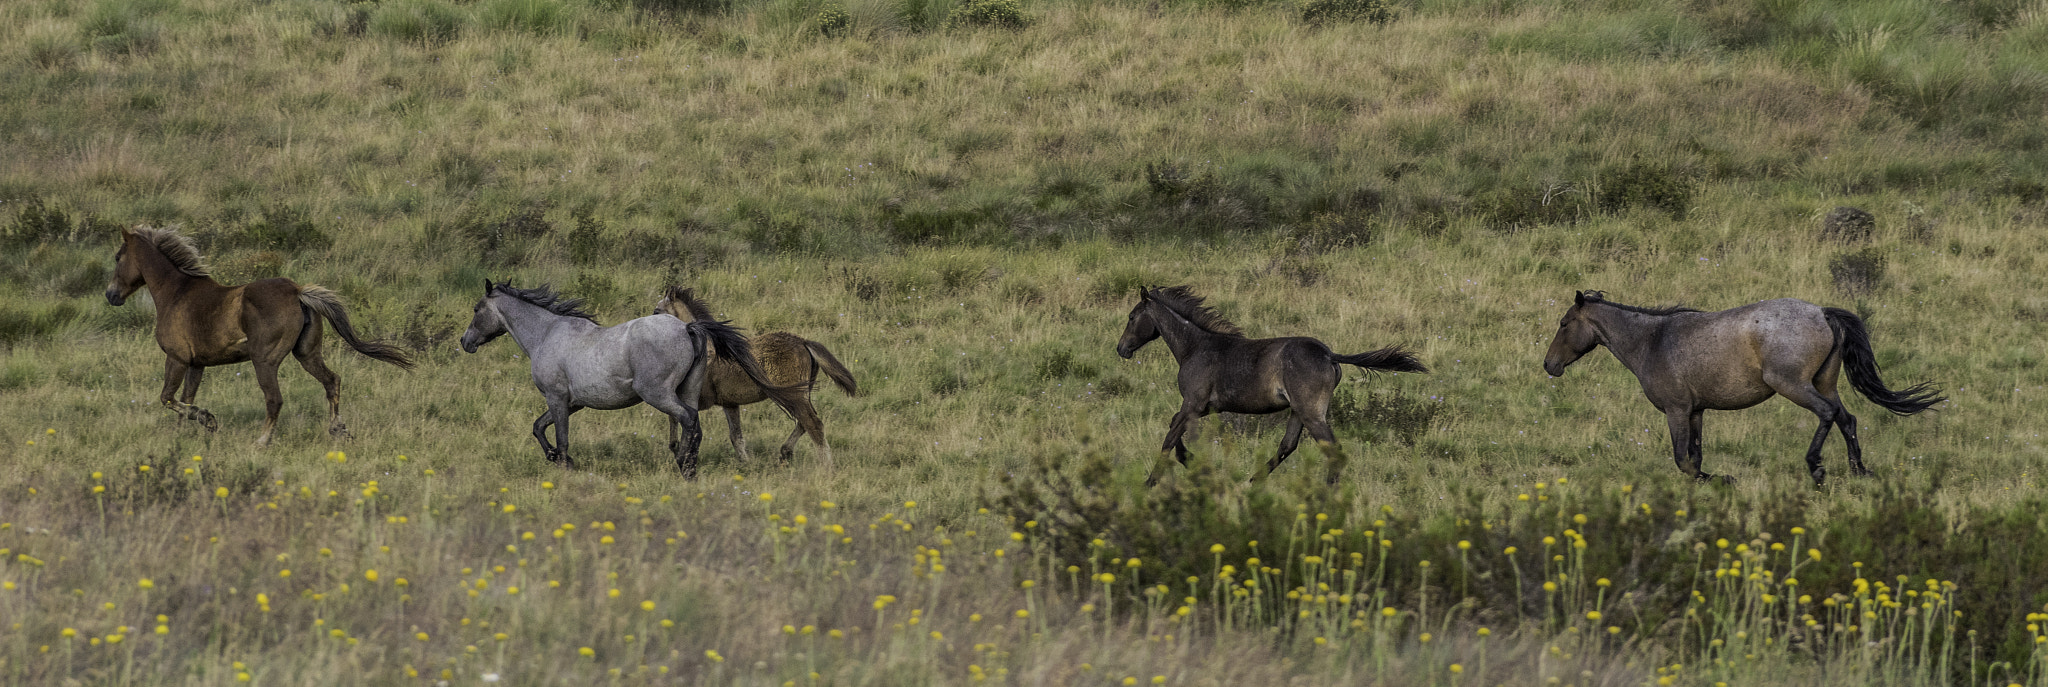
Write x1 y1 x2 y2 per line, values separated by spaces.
460 280 804 478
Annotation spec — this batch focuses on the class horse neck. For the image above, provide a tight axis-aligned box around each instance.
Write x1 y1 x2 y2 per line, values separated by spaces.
1148 302 1224 363
134 239 202 297
1584 304 1667 375
493 296 585 355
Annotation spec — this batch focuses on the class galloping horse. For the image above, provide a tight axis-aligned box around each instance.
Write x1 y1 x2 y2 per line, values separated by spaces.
459 281 805 478
105 226 414 445
655 286 858 468
1117 286 1427 485
1543 291 1943 485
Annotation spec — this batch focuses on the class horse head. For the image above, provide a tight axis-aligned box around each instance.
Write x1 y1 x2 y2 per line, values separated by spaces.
1543 290 1603 377
1116 287 1161 359
105 227 146 306
460 279 509 353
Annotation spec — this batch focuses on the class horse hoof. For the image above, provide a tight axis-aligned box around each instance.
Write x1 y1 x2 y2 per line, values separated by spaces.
329 424 353 440
193 410 219 432
779 448 794 465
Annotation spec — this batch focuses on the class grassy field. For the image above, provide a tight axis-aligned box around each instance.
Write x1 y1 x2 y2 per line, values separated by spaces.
4 0 2048 684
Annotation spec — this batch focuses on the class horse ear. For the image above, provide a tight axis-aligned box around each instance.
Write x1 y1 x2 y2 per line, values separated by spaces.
484 278 495 292
1137 286 1151 301
1574 290 1586 304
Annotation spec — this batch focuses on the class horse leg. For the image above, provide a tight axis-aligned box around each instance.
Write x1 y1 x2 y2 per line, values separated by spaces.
252 358 286 447
1665 408 1715 482
293 336 350 440
723 405 752 463
1838 410 1873 477
1263 414 1307 478
783 400 828 467
552 405 581 469
1774 376 1854 486
1302 415 1344 486
531 410 558 464
650 396 703 479
1146 406 1203 486
180 365 204 405
160 358 216 431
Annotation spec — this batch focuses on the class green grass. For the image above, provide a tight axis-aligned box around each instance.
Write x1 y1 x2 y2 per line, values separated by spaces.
3 0 2048 683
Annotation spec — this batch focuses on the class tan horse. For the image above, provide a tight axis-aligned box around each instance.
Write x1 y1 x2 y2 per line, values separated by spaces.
1543 290 1943 485
105 226 413 445
655 286 858 468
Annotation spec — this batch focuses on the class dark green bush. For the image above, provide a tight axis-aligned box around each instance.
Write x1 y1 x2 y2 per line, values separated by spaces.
1300 0 1392 26
1596 160 1694 220
371 0 466 45
815 1 851 36
951 0 1026 29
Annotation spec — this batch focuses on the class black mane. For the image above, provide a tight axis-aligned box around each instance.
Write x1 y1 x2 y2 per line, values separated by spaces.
1148 285 1244 337
493 283 598 322
1581 291 1699 316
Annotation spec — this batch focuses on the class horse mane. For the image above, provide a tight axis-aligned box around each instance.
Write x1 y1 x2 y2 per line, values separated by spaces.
1580 291 1699 316
1149 285 1244 336
131 226 210 278
664 286 718 322
493 282 598 322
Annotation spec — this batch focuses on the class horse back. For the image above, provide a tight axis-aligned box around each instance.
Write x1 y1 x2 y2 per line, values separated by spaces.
157 273 312 365
1662 299 1831 407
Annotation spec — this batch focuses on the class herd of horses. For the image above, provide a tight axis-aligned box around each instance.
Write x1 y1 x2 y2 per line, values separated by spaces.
102 225 1944 485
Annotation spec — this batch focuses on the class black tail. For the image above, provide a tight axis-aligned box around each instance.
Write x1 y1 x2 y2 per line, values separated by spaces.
689 319 814 414
298 286 415 369
803 339 859 396
1331 345 1428 374
1823 307 1943 415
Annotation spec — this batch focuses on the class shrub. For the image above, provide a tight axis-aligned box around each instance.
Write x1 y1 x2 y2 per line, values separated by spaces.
1300 0 1392 26
241 204 331 253
26 32 80 69
1828 248 1887 294
815 1 852 36
481 0 569 34
951 0 1026 29
1596 160 1694 220
6 196 74 246
1820 206 1875 243
371 0 466 45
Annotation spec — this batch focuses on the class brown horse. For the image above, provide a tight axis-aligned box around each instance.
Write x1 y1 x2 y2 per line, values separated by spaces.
1542 291 1943 485
105 226 413 445
654 286 859 468
1117 286 1427 485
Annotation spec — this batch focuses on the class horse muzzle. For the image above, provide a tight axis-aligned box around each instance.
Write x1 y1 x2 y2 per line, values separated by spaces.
1543 360 1566 377
105 289 126 306
1116 346 1134 360
459 334 480 354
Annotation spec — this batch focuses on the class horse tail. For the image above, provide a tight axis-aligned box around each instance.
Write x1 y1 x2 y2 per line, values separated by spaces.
689 320 814 417
1330 345 1428 374
297 285 415 370
803 339 859 396
1823 307 1944 415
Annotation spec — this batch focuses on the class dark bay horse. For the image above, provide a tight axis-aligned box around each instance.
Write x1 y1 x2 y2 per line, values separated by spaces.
459 281 805 478
1117 286 1427 485
1543 291 1943 485
105 226 413 445
655 286 858 469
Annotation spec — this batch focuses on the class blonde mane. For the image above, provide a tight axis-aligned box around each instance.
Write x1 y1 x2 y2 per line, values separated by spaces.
130 226 211 278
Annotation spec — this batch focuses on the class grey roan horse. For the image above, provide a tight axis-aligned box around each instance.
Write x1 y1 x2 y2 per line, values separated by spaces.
1543 291 1943 485
459 281 804 478
1117 286 1428 485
